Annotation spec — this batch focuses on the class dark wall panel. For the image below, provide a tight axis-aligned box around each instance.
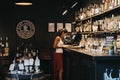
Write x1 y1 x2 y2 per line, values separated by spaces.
0 6 74 56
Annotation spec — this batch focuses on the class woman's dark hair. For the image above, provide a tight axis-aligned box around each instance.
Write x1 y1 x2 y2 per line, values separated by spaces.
56 28 68 36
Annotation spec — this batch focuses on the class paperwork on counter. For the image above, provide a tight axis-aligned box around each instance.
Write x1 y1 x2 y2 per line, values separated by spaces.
67 45 82 49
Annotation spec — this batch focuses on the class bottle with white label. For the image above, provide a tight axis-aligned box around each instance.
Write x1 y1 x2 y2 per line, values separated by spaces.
118 0 120 5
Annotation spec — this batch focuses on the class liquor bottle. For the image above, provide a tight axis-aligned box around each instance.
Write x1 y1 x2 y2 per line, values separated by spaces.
109 0 114 9
118 0 120 5
111 14 118 32
109 14 115 31
9 59 16 71
91 3 95 15
100 19 105 31
92 21 98 32
24 58 29 73
4 37 9 56
114 0 118 7
101 0 105 12
118 18 120 31
79 8 82 20
0 37 2 56
104 17 108 31
34 56 40 73
18 60 24 71
86 6 91 17
88 21 91 32
105 0 110 10
95 4 100 14
113 39 117 54
81 8 86 19
116 35 120 53
0 37 5 56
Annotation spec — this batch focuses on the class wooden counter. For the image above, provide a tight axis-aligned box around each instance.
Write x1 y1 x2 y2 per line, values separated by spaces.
5 71 46 80
0 56 12 79
63 47 120 80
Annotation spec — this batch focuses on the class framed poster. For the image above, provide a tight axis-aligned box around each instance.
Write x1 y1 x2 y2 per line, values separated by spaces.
57 23 63 32
65 23 71 32
48 23 55 32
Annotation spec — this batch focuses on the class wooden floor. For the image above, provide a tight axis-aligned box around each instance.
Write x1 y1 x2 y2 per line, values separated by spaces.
0 73 53 80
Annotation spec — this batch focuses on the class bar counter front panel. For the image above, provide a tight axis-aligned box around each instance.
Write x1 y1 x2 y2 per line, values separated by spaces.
63 47 120 80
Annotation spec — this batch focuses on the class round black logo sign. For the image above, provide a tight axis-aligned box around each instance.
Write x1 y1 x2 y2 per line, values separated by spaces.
16 20 35 39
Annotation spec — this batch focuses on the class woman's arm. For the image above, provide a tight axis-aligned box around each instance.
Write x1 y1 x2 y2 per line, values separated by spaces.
53 36 60 48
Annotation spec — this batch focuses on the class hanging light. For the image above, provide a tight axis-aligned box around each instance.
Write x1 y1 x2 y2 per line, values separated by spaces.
71 2 78 8
62 10 68 15
15 0 32 6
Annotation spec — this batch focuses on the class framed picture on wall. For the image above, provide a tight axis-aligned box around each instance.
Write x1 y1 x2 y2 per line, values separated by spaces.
65 23 71 32
57 23 63 32
48 23 55 32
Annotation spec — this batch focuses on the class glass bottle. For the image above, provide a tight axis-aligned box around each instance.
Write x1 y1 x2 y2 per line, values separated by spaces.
118 18 120 31
79 8 83 20
86 6 91 17
91 3 95 15
104 17 108 31
109 0 114 9
0 37 2 56
114 0 118 7
118 0 120 5
101 0 105 12
105 0 110 10
95 4 100 14
4 37 9 56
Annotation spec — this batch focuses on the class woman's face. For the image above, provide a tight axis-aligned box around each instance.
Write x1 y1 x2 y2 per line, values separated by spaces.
61 32 67 38
75 27 80 32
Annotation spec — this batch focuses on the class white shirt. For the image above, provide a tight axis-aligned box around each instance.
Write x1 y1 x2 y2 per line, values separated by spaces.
55 38 64 53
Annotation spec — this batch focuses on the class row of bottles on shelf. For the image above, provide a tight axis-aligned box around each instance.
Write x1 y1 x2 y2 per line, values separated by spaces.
79 14 120 32
16 42 38 58
79 34 120 55
0 36 9 56
9 56 40 74
9 48 41 74
75 0 120 21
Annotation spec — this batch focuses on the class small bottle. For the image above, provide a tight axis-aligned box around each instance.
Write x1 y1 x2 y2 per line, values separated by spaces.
118 0 120 5
105 0 110 10
34 56 40 73
91 3 95 15
5 37 9 48
113 40 117 54
86 6 91 17
95 4 100 14
4 37 9 56
109 0 114 9
114 0 118 7
118 18 120 31
101 0 105 12
35 56 40 66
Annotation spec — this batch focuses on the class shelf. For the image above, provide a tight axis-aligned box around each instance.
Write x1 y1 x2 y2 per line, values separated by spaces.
81 5 120 21
82 31 120 35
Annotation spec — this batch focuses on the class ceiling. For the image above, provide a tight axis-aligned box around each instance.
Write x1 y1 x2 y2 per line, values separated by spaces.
0 0 83 13
0 0 85 21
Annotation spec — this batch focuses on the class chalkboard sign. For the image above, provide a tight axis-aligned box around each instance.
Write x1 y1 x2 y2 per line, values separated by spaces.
104 36 114 47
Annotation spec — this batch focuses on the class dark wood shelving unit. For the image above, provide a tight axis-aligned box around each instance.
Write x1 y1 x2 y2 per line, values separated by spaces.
81 5 120 21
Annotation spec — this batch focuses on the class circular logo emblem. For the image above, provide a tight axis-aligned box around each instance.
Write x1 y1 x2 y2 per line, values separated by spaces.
16 20 35 39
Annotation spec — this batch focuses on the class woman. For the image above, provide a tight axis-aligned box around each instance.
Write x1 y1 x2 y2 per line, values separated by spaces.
53 28 68 80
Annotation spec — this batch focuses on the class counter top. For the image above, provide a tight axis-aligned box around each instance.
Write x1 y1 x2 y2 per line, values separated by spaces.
63 46 120 60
